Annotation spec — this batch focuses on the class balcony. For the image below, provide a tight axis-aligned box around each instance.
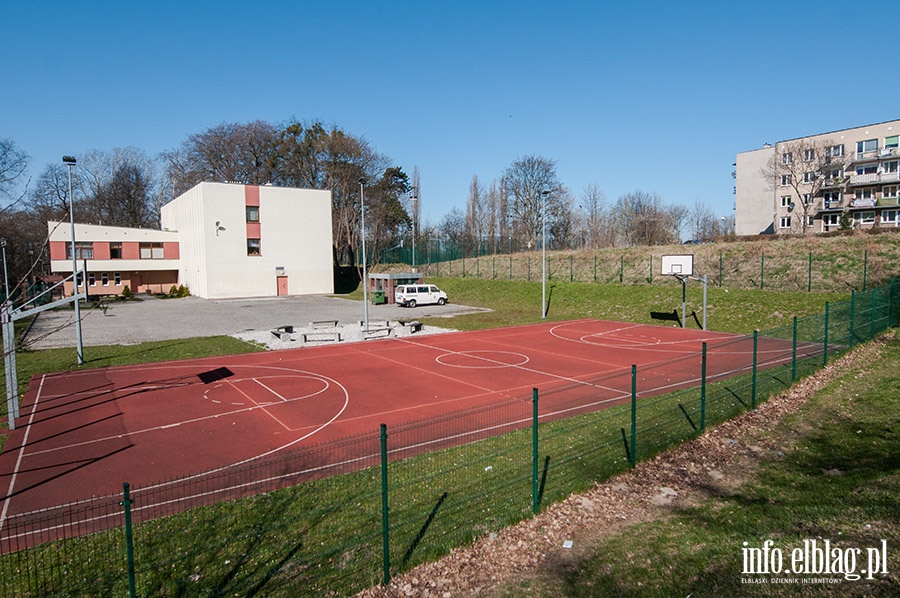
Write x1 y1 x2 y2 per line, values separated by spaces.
854 147 899 163
849 171 900 186
879 197 900 207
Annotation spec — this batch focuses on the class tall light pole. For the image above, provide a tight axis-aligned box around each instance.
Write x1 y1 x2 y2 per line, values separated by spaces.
359 178 369 332
410 188 418 271
0 239 8 306
541 189 550 319
63 155 84 364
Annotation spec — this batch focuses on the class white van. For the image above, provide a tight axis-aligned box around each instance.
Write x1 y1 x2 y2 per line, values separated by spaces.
394 284 448 307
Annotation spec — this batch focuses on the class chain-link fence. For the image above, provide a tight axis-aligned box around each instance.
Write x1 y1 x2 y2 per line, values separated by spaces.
1 280 897 596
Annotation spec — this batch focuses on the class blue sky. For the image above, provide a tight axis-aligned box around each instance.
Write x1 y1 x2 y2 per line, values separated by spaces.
3 1 898 226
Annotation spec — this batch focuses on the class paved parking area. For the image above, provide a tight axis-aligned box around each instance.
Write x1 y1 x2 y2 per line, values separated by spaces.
24 295 488 349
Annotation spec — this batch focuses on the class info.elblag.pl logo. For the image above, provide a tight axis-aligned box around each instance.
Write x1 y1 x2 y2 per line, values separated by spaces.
742 539 889 583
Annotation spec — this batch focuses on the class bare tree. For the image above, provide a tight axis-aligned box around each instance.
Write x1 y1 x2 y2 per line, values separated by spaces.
614 190 677 246
501 155 566 250
762 138 849 235
579 183 606 248
0 137 30 213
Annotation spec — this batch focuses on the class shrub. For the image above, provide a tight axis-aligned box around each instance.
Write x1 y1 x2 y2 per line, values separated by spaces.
121 285 132 299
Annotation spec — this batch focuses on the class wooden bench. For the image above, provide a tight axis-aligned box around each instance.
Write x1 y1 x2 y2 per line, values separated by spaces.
271 325 294 341
402 320 423 333
301 331 342 343
362 327 392 339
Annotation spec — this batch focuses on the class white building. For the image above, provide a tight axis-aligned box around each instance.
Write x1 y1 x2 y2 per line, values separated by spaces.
49 182 334 299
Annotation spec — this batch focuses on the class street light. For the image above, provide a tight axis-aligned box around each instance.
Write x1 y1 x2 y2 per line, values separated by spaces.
1 238 8 306
63 155 84 364
359 178 369 333
541 189 551 319
409 188 418 271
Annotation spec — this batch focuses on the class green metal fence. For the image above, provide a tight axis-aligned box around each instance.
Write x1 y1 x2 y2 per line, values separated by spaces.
1 280 897 596
392 243 900 293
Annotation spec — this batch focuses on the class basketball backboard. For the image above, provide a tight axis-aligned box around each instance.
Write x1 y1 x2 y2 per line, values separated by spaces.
661 254 694 277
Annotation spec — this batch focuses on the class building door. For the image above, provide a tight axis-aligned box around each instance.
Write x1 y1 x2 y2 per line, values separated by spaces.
131 274 142 293
276 276 289 296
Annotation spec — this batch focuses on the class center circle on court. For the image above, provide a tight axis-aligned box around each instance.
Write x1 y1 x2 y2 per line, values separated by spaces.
436 350 530 368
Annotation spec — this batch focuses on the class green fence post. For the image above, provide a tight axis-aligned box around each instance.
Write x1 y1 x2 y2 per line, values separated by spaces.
492 256 496 279
823 302 830 367
527 257 531 282
700 342 707 431
862 250 868 291
649 256 653 284
121 482 137 598
630 365 637 468
808 251 812 292
570 255 573 282
462 257 466 278
619 255 624 284
849 291 856 348
791 316 798 382
719 253 723 287
476 257 480 278
870 289 877 341
532 388 539 514
751 330 758 409
509 255 513 280
760 253 765 290
380 423 391 585
890 277 896 327
593 255 597 283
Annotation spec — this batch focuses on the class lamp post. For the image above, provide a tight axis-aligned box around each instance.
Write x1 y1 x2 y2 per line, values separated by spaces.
541 189 550 318
410 188 418 271
359 178 369 333
63 155 84 364
1 239 8 306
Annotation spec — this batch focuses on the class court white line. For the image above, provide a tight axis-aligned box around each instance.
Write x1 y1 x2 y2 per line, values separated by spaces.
0 375 46 532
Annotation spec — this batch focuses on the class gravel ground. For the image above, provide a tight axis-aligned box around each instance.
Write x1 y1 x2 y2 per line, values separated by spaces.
23 294 489 349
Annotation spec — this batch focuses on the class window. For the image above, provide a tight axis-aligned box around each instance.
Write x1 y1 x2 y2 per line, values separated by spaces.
854 211 876 224
884 160 898 173
826 144 844 157
883 186 899 199
856 164 878 175
857 139 878 156
885 136 899 149
779 216 792 229
823 191 842 207
781 152 793 165
780 195 792 207
802 193 812 206
859 188 876 201
114 272 121 286
246 206 259 222
247 238 261 256
882 210 898 224
139 242 164 259
65 242 94 260
803 171 816 183
824 213 840 227
825 167 843 180
101 273 109 286
781 174 792 186
110 242 122 259
806 215 814 226
88 273 96 287
803 149 815 161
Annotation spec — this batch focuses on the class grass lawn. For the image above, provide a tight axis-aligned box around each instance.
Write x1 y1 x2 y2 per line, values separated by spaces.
494 332 900 596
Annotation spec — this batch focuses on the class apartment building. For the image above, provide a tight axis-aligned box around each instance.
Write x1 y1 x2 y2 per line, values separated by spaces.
49 182 334 299
735 120 900 236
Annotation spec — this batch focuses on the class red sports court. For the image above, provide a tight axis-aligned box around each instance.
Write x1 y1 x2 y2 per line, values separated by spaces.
0 319 806 523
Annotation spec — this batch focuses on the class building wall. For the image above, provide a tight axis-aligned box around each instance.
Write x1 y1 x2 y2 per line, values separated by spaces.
735 145 775 236
736 120 900 236
160 182 334 299
48 221 180 296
